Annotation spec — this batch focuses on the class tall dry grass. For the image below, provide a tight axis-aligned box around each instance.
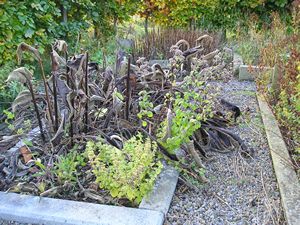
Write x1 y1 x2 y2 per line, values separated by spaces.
132 28 222 60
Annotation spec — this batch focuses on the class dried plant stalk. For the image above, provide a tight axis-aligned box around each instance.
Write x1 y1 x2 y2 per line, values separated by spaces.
51 50 59 132
125 56 131 120
185 140 206 169
7 67 45 141
85 52 89 133
17 43 54 127
27 79 46 141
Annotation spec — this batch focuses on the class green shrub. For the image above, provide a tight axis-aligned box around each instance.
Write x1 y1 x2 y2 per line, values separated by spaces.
274 54 300 157
85 134 163 203
244 11 300 159
235 40 260 65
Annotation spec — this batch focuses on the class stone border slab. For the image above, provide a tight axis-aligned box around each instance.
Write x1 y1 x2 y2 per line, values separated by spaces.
239 65 274 81
257 95 300 225
140 166 179 215
0 192 163 225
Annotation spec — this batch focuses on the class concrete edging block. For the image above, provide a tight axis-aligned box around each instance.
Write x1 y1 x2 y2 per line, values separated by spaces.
257 94 300 225
0 192 164 225
139 166 179 215
239 65 274 81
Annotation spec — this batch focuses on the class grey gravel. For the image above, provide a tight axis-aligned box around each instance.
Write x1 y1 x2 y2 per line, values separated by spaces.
165 80 285 225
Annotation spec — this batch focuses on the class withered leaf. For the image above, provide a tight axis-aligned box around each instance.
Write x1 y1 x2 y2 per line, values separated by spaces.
19 146 32 163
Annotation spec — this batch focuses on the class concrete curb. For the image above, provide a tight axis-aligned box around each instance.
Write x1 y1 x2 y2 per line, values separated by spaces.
257 94 300 225
140 166 179 215
0 192 163 225
0 165 179 225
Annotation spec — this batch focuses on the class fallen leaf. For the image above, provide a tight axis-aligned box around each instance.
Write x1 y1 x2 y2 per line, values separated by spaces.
19 146 32 163
88 182 99 191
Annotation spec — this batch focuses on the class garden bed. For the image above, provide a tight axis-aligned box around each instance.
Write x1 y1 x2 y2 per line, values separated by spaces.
0 37 268 224
0 165 178 225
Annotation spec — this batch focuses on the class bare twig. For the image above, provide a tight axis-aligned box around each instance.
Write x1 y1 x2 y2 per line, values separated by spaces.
27 81 45 141
50 50 59 132
125 56 131 120
85 51 89 133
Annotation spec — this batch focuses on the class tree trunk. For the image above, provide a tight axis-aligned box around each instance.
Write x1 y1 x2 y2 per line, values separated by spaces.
61 4 68 39
113 16 118 34
94 25 100 39
61 5 67 23
145 16 149 37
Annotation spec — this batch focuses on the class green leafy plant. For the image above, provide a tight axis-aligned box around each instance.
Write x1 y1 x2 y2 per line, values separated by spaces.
86 134 163 203
3 109 15 130
0 1 60 65
32 158 49 179
158 77 214 153
54 148 86 184
3 110 34 138
274 53 300 158
3 109 15 121
137 90 154 127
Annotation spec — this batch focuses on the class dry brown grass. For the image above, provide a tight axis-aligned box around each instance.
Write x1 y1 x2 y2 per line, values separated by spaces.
132 28 222 60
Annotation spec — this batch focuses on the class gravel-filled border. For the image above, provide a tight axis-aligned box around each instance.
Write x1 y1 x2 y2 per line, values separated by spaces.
165 80 284 225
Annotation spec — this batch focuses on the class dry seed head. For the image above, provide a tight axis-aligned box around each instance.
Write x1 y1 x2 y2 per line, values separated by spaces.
16 42 41 65
6 67 33 84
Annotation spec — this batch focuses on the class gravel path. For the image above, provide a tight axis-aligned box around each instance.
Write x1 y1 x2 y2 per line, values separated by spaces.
165 80 284 225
